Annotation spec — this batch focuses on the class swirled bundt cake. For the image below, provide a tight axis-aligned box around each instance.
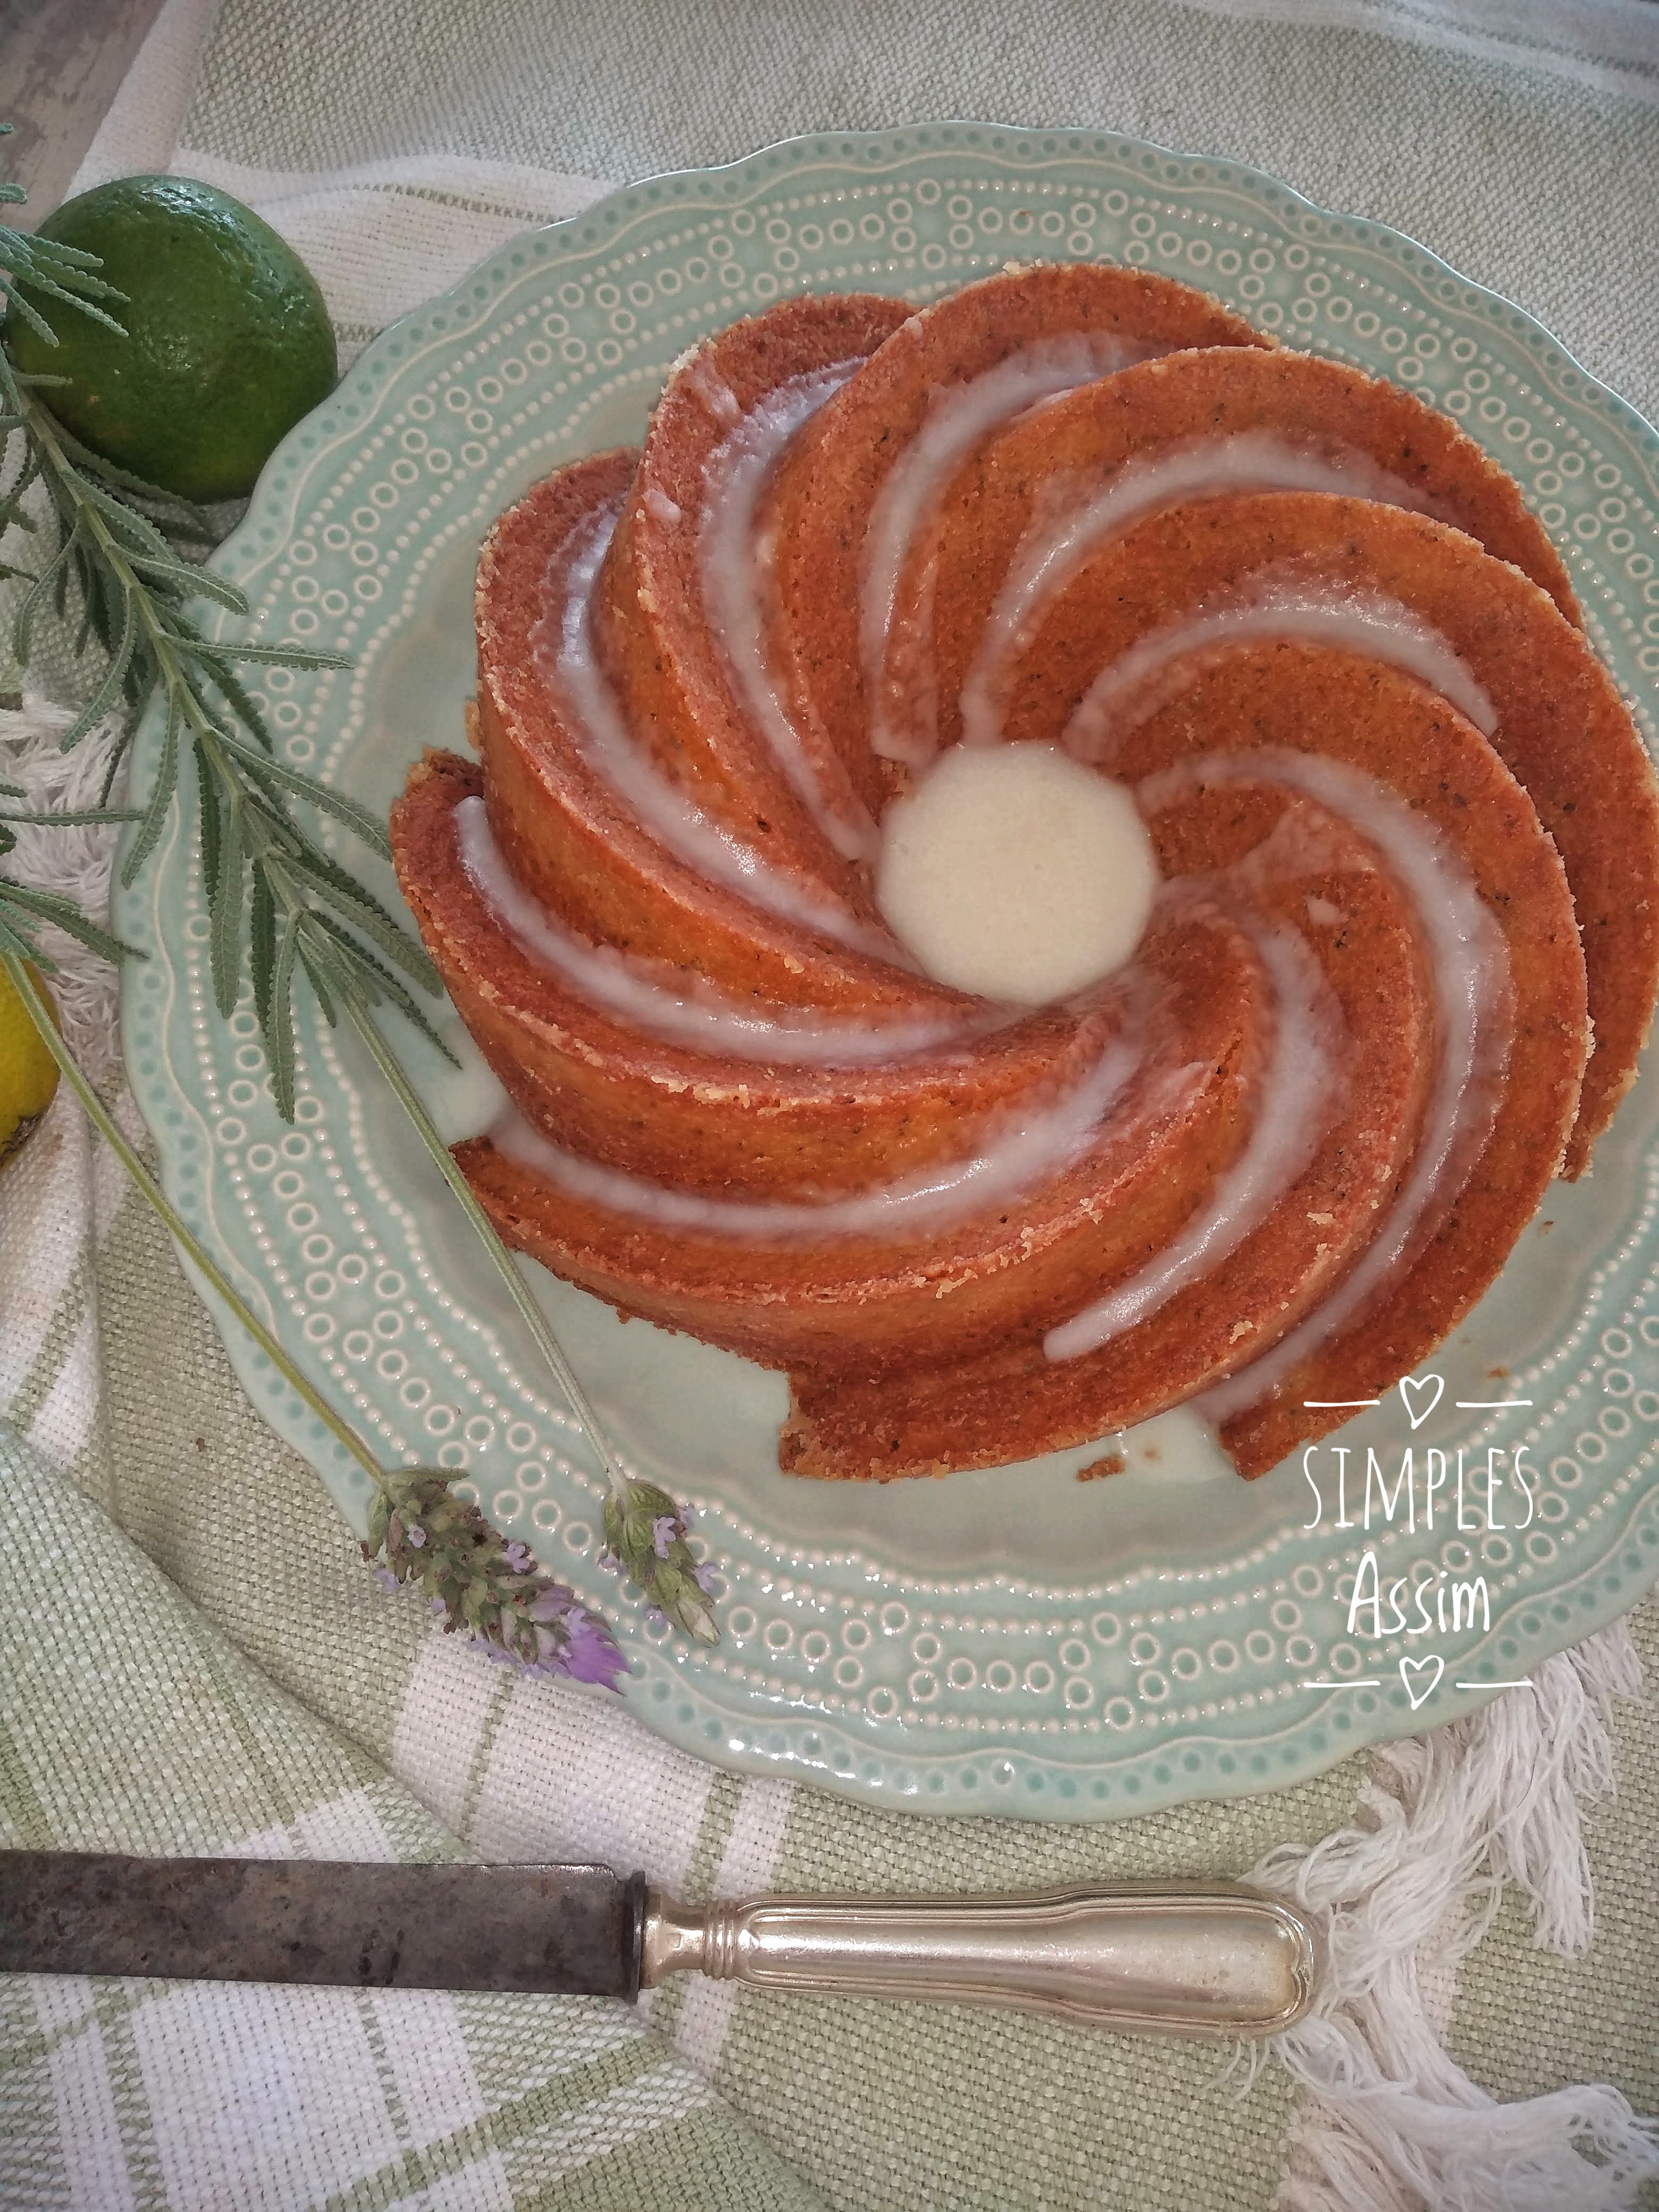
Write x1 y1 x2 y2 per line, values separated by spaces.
390 264 1659 1484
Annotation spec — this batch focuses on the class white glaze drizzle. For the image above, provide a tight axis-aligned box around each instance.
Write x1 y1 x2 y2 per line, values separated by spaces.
1126 749 1512 1419
683 357 741 424
959 432 1448 747
490 1032 1144 1241
1043 918 1342 1360
642 485 682 525
454 793 987 1066
699 361 878 861
860 331 1155 764
1062 575 1497 764
533 507 894 958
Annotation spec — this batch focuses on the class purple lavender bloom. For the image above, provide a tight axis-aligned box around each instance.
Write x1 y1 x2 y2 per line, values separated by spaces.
527 1581 582 1624
644 1608 669 1634
501 1540 534 1574
372 1565 402 1595
559 1608 629 1689
651 1514 679 1561
514 1579 626 1690
598 1549 621 1574
405 1522 427 1549
692 1561 719 1598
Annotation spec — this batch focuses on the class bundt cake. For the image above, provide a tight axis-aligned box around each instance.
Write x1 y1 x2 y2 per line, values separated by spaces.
390 263 1659 1485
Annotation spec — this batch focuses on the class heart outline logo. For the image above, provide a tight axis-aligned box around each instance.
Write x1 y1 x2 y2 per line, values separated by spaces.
1398 1372 1445 1430
1400 1654 1444 1710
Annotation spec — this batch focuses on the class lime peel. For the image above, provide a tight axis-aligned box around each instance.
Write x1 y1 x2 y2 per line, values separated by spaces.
5 173 338 503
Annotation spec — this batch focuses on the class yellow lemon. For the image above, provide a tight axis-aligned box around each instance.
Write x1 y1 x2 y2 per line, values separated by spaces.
0 962 60 1164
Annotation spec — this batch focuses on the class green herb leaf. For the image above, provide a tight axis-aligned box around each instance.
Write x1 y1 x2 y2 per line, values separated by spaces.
211 725 391 853
0 878 140 965
209 786 245 1019
248 867 276 1034
44 415 215 538
0 804 143 826
264 907 300 1119
188 639 351 671
120 683 180 885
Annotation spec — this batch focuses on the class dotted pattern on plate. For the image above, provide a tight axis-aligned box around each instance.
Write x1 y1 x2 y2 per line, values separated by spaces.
119 125 1659 1817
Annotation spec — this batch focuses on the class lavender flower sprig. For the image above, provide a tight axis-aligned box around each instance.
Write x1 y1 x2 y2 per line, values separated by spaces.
349 1001 722 1648
604 1480 719 1646
2 950 626 1694
368 1469 624 1688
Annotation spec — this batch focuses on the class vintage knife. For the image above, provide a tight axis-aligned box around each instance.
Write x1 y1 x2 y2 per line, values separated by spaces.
0 1853 1316 2036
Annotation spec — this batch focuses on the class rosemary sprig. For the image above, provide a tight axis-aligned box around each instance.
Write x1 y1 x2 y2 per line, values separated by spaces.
0 152 718 1649
0 129 128 351
0 366 435 1055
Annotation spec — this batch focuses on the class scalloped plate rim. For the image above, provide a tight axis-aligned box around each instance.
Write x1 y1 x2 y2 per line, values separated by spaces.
116 121 1659 1821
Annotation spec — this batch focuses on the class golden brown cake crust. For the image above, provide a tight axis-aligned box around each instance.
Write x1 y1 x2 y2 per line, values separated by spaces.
474 450 939 1010
923 343 1580 760
596 294 914 896
777 647 1588 1480
397 748 1150 1204
989 490 1654 1176
444 909 1269 1379
389 271 1654 1489
766 264 1270 784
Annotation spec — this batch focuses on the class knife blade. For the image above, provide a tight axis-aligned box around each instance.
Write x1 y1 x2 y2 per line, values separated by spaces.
0 1852 1318 2037
0 1852 646 1999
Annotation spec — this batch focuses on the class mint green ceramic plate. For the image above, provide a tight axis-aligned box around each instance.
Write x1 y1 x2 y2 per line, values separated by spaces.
118 124 1659 1819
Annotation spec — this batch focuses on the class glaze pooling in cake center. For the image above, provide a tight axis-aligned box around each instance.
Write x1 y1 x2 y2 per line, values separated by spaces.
874 742 1158 1004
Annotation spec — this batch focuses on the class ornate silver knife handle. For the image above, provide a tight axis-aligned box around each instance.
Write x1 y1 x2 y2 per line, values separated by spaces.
644 1881 1317 2037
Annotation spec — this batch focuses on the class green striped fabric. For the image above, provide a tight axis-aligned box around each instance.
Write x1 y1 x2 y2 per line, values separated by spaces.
5 1147 1365 2208
5 1077 1656 2207
4 0 1657 2197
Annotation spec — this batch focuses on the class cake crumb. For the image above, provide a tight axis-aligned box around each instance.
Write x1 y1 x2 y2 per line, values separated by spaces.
1077 1451 1126 1482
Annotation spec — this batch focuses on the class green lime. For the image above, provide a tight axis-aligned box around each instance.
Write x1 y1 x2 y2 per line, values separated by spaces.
7 174 338 502
0 961 60 1166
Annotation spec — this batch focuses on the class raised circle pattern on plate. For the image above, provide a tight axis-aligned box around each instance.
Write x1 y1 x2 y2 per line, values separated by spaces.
118 124 1659 1821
